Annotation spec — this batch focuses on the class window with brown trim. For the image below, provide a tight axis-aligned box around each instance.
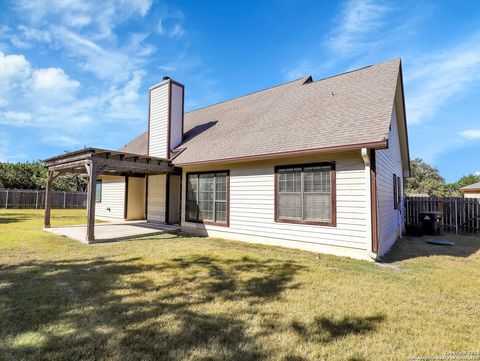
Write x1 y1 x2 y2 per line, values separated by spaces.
275 163 336 226
397 175 402 210
95 180 102 203
186 171 229 226
393 174 398 210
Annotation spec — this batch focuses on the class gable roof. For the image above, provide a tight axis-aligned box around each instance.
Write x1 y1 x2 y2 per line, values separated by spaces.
120 58 407 167
460 181 480 191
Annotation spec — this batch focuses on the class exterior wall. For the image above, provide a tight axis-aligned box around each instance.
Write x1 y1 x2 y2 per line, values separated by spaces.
126 177 146 220
464 192 480 199
148 82 169 158
96 175 126 219
375 104 404 256
147 174 167 223
170 83 184 149
180 152 372 260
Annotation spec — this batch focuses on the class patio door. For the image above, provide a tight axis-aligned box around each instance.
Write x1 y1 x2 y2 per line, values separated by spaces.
167 175 181 225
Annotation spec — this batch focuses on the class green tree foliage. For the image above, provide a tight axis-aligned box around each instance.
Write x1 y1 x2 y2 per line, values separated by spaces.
404 158 446 196
444 174 480 197
0 161 87 191
405 158 480 197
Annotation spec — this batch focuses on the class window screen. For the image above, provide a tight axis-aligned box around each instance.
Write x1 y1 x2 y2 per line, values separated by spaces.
276 164 334 224
95 180 102 203
393 174 398 209
186 172 228 224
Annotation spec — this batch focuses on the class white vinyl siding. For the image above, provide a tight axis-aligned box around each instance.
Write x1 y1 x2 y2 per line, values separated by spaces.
181 153 368 251
147 174 166 223
376 104 404 256
95 176 126 219
170 83 183 149
148 83 169 158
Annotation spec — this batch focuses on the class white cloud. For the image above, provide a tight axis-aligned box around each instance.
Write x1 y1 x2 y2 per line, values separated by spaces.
0 52 32 103
51 27 149 82
32 67 80 93
0 111 32 125
406 35 480 124
325 0 390 55
156 5 186 39
106 70 145 120
460 129 480 139
475 171 480 177
15 0 153 40
0 51 31 83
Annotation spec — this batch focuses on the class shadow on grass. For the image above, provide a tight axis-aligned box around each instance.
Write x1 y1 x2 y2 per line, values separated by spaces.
0 212 35 224
383 235 480 262
291 315 385 343
0 255 307 360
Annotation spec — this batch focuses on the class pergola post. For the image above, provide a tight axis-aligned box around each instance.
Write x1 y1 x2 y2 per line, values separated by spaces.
44 170 57 228
85 162 97 243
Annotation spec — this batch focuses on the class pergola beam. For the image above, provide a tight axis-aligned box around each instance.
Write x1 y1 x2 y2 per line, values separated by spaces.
43 147 177 243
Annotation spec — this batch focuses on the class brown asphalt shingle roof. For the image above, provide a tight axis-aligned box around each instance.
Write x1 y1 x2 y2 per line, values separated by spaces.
120 58 402 165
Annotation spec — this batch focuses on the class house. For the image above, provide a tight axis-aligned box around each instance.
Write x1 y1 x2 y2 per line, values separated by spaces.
459 181 480 198
43 58 410 261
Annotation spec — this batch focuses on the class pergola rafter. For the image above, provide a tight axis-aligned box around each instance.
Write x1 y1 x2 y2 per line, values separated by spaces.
43 148 178 243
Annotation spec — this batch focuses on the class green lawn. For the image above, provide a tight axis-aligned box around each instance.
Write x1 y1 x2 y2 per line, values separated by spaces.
1 209 479 361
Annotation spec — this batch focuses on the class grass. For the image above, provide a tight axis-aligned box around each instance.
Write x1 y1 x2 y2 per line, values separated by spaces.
0 209 479 361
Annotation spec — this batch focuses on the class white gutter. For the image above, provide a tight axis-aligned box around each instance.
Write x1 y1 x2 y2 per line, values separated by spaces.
361 148 378 260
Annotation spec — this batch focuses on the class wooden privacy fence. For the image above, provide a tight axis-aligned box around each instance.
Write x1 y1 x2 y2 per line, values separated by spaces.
405 196 480 234
0 189 87 209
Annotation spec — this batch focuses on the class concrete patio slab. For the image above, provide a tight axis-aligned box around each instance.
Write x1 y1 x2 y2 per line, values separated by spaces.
45 221 180 244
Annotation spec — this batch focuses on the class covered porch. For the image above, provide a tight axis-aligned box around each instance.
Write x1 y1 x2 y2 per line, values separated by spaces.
43 148 179 243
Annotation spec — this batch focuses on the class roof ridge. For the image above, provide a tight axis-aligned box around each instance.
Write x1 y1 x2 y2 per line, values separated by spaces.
185 75 311 114
309 58 401 84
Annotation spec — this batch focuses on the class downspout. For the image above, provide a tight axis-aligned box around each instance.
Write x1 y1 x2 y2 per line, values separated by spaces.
361 148 378 261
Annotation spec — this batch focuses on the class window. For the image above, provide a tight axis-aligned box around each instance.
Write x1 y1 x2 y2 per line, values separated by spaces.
186 171 229 225
275 163 336 226
397 175 402 210
95 180 102 203
393 174 402 210
393 174 398 209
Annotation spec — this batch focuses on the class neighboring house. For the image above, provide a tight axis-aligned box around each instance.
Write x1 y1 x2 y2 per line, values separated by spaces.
44 58 410 261
459 182 480 198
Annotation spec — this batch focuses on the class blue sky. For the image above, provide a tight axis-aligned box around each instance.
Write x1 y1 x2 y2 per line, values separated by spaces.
0 0 479 182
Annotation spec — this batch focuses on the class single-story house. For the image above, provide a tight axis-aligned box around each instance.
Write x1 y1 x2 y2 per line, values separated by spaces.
43 58 410 261
459 181 480 198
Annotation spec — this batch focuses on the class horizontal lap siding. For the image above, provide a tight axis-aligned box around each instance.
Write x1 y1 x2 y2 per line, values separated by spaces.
149 84 169 158
376 105 403 256
170 83 183 149
147 175 166 223
96 176 125 219
182 154 368 250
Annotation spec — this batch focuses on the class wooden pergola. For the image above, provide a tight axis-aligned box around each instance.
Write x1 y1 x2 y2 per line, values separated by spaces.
43 148 177 242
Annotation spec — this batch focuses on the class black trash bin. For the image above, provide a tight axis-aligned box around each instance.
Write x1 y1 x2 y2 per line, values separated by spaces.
418 211 443 235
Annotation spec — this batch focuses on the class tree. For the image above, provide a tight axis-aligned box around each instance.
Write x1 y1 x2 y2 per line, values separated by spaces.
0 161 87 191
404 158 446 197
445 174 480 197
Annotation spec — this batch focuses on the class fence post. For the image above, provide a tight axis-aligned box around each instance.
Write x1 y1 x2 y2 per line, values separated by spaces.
35 191 39 209
63 191 67 209
5 189 8 209
455 198 458 235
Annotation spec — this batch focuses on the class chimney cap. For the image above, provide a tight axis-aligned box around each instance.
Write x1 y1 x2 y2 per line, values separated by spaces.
163 76 170 81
